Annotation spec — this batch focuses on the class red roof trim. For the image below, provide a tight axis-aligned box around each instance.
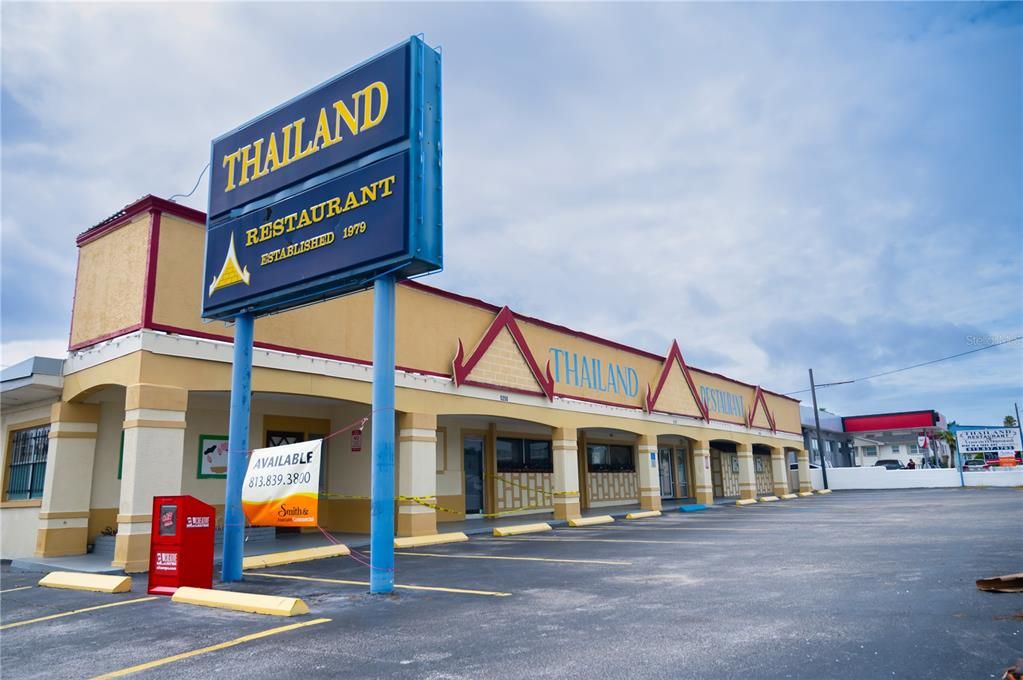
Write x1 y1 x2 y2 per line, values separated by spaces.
745 386 777 432
68 323 145 352
142 210 161 326
401 279 797 403
644 340 709 421
452 306 554 400
76 195 205 247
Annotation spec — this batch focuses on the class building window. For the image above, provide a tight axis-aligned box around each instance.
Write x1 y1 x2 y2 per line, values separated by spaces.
863 446 878 457
810 439 819 451
890 445 901 455
496 437 552 472
909 444 921 455
6 424 50 500
587 444 635 472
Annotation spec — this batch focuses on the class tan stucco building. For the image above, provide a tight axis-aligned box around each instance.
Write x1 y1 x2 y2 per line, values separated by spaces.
1 195 814 571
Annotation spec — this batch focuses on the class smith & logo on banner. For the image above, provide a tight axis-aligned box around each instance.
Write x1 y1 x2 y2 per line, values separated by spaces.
242 440 323 526
202 36 442 320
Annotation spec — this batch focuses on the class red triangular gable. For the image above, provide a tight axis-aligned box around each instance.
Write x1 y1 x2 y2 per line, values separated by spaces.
746 386 777 432
644 340 709 421
452 306 555 400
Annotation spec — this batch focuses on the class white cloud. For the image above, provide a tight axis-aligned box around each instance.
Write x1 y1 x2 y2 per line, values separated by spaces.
1 3 1020 422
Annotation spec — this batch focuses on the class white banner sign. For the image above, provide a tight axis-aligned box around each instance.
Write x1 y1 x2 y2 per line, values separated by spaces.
955 428 1022 455
242 439 322 527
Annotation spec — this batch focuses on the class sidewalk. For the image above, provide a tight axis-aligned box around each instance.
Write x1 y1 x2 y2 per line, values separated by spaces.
8 497 711 574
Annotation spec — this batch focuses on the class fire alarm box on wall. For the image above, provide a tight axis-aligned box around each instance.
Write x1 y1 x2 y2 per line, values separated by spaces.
147 495 216 596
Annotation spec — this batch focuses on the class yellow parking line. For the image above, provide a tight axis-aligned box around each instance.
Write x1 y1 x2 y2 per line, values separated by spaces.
394 551 631 566
1 596 158 630
92 618 331 678
0 586 33 594
246 571 511 597
492 537 699 545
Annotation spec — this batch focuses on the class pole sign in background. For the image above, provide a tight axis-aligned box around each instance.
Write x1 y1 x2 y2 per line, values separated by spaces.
242 439 323 527
955 428 1022 456
202 36 442 320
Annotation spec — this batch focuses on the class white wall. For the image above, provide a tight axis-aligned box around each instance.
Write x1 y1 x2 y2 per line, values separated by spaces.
823 466 1023 489
0 506 40 559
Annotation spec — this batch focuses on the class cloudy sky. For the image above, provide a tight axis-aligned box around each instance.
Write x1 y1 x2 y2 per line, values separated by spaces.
2 2 1021 425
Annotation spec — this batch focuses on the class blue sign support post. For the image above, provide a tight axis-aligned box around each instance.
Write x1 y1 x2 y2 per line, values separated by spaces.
370 275 396 593
222 312 254 582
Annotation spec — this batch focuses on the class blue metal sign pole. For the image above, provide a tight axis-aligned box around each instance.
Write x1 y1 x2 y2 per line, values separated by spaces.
370 275 396 593
222 312 254 582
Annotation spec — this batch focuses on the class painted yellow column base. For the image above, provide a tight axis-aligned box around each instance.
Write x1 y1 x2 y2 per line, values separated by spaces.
773 486 790 497
493 523 552 537
739 489 757 501
626 510 662 520
735 498 758 506
639 497 663 512
39 572 132 593
758 496 780 502
780 493 798 500
243 545 350 570
112 532 151 573
568 515 614 527
798 491 814 497
817 489 833 494
695 490 714 505
34 526 88 558
553 499 581 520
394 532 468 549
396 510 437 538
171 587 309 617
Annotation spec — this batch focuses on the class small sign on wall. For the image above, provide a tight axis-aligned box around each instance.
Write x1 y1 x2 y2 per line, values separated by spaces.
197 435 229 479
351 428 362 453
650 452 657 468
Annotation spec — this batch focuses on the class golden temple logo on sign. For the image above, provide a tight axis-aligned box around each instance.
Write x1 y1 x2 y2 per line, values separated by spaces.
242 439 321 527
208 232 251 296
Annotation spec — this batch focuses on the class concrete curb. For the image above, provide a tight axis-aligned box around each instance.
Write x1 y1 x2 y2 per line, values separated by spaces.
38 571 132 593
780 493 798 500
568 515 614 527
735 499 758 506
493 523 552 537
242 545 350 570
171 586 309 616
625 511 662 520
758 496 780 502
394 532 469 548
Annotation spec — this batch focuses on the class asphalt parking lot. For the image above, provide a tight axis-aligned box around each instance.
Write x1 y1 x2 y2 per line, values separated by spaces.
2 488 1021 679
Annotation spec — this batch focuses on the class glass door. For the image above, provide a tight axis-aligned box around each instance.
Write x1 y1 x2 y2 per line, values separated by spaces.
658 448 674 498
464 436 485 515
676 447 689 498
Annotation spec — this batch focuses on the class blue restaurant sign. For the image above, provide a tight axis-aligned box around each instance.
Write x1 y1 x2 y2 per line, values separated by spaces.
202 36 442 320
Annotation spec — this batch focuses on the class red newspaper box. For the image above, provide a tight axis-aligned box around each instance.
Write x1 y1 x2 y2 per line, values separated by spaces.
148 495 215 596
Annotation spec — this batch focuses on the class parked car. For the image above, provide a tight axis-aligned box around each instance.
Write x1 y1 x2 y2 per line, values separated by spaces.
874 459 905 470
962 459 990 471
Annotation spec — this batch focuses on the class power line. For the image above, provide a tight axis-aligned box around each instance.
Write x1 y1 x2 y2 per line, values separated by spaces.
168 162 210 202
783 335 1023 396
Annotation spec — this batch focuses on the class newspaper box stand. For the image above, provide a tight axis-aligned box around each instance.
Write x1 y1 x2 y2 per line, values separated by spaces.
147 495 216 595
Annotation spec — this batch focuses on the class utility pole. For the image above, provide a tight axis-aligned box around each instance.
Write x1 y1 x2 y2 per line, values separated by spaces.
809 368 829 490
1010 400 1018 454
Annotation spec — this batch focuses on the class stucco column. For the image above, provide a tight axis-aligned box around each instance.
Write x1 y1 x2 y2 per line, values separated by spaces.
636 434 662 511
397 413 437 537
797 449 813 493
737 443 757 501
113 384 187 572
691 439 713 505
35 402 100 557
771 447 789 496
552 427 581 520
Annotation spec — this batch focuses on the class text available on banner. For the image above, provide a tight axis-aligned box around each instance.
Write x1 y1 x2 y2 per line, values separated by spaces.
242 440 322 526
